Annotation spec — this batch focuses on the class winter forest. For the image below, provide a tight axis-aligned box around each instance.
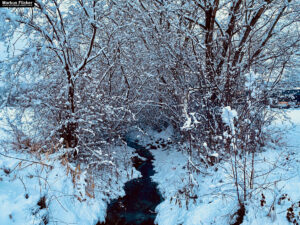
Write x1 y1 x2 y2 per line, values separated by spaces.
0 0 299 224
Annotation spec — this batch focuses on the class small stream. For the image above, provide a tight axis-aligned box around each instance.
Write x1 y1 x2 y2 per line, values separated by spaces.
101 140 163 225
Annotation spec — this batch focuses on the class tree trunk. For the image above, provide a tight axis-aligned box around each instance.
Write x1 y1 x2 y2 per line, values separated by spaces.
61 67 78 148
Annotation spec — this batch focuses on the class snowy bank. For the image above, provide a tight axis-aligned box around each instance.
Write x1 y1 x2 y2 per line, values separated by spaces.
0 108 140 225
149 109 300 225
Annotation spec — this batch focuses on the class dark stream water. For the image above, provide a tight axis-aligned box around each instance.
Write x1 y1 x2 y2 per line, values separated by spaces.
100 140 163 225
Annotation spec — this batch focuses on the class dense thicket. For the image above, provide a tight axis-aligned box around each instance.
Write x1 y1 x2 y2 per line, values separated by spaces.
0 0 299 208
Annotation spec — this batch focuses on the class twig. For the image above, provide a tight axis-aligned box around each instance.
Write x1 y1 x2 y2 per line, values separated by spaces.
0 152 53 168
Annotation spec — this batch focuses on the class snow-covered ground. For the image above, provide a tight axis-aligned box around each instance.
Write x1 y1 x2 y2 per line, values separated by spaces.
144 109 300 225
1 107 299 225
0 146 140 225
0 108 140 225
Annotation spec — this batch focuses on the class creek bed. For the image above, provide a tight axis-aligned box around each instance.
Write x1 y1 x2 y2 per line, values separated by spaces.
101 140 163 225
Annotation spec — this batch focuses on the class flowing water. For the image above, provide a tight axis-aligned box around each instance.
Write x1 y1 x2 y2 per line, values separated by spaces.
101 140 163 225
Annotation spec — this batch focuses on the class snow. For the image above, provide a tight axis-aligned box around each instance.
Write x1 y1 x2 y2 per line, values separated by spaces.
126 125 176 146
0 107 140 225
0 107 35 143
148 109 300 225
0 147 140 225
245 71 259 89
0 42 7 61
150 146 237 225
222 106 238 134
1 106 299 225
